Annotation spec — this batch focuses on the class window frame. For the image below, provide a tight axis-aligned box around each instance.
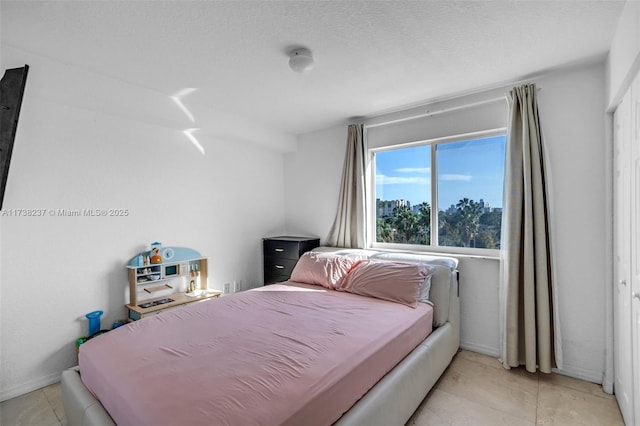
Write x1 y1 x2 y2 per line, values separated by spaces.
367 127 507 257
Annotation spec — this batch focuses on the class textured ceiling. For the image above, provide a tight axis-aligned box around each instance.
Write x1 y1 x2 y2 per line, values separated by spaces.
1 1 626 138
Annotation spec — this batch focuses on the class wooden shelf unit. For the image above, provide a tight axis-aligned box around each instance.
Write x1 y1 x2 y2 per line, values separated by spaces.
125 249 220 320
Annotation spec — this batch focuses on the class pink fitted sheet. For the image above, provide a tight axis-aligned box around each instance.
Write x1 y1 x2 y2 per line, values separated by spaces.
79 282 433 426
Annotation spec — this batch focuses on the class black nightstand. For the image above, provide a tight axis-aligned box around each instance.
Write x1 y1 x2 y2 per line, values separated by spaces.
263 236 320 284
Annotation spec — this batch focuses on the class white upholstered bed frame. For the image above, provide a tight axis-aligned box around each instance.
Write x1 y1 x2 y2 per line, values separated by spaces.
61 248 460 426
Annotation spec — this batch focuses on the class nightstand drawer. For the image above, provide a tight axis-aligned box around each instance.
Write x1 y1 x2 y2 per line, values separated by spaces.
264 256 298 278
264 273 291 285
263 240 302 260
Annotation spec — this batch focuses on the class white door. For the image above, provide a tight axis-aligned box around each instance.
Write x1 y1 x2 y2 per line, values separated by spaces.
631 70 640 426
614 88 634 426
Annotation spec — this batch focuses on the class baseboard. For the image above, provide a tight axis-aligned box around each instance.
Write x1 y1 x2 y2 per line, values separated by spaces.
459 341 500 358
601 377 614 395
552 362 603 385
0 371 61 402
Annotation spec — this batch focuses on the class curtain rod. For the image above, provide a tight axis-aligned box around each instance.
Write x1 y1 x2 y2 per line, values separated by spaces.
364 86 541 130
364 96 507 130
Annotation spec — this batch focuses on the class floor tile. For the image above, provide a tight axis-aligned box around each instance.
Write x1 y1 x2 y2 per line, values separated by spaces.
435 354 539 423
413 389 535 426
0 389 60 426
536 381 624 425
456 349 504 370
42 383 66 425
538 372 615 400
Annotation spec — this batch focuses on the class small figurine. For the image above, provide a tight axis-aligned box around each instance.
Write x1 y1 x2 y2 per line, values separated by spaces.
150 248 162 264
150 242 163 264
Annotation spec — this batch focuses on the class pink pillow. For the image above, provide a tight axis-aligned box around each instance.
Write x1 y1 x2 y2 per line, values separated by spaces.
339 261 433 308
290 252 360 289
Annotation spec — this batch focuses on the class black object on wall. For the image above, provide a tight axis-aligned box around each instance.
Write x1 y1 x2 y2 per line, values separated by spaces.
0 65 29 210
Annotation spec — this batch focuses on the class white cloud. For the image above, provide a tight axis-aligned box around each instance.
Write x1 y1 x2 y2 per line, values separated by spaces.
395 167 430 174
376 174 429 185
440 174 472 181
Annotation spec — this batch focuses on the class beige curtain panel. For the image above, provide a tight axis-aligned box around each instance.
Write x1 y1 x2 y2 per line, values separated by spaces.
500 84 562 373
327 124 367 248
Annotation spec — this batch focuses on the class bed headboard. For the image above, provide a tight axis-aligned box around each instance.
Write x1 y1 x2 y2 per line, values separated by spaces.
311 247 458 327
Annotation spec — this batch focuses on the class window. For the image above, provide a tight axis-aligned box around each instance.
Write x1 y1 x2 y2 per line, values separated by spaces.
373 131 506 253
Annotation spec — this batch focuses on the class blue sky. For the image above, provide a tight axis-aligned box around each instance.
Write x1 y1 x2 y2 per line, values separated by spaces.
375 135 506 210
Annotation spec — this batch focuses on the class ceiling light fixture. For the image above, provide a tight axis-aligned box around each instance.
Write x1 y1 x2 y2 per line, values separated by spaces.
288 48 314 72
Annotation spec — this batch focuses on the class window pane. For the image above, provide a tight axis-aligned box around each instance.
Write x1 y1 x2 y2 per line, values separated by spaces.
375 146 431 245
437 135 506 249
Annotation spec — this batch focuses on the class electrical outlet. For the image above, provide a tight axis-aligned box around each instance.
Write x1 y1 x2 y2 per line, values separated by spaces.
223 282 231 294
236 280 243 292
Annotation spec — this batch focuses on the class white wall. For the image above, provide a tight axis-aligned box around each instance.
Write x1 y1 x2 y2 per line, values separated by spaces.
0 48 288 401
284 61 608 383
283 125 346 239
607 0 640 109
535 63 608 381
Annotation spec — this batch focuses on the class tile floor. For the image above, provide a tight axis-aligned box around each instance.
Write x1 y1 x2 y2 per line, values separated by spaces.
0 350 624 426
407 350 624 426
0 380 65 426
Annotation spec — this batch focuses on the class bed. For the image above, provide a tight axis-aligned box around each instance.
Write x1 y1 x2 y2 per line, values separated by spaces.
61 248 459 425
